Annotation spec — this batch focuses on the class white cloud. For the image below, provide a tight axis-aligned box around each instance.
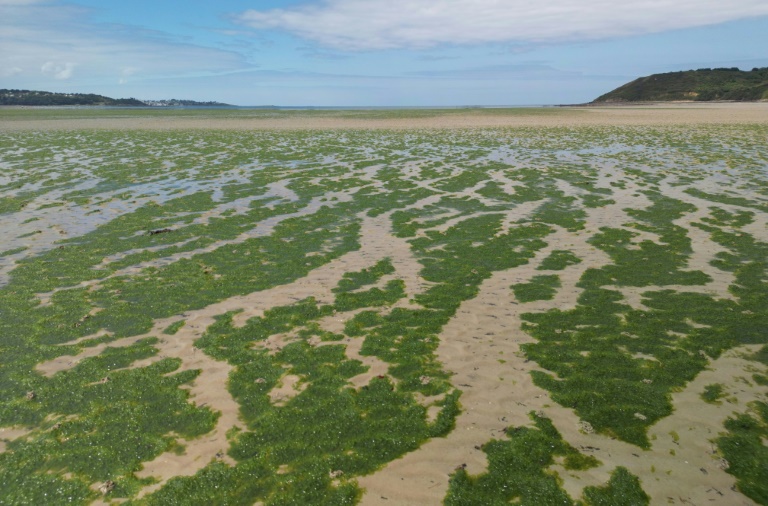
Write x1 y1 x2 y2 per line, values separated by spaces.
41 61 75 80
0 2 248 88
118 66 139 84
238 0 768 50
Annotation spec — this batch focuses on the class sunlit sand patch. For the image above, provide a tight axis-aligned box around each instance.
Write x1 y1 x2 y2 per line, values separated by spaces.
0 427 33 454
267 374 307 406
359 263 558 504
315 309 364 336
416 392 449 423
35 334 143 377
344 334 394 389
580 179 652 233
252 329 302 356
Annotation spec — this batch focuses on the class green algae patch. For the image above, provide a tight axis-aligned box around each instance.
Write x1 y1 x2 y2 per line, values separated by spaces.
520 287 750 447
333 259 405 311
700 207 755 228
582 467 650 505
0 246 28 257
685 188 768 213
716 401 768 504
537 249 582 271
0 350 218 502
333 258 395 294
443 412 647 505
517 173 768 448
512 274 561 302
701 383 726 404
334 279 406 311
163 320 186 335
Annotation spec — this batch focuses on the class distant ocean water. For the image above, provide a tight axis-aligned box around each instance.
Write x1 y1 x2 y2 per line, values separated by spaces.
74 104 556 110
229 105 554 110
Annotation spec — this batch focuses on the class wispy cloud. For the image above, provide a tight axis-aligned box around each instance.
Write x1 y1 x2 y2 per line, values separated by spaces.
0 1 248 87
41 61 75 80
0 0 47 5
408 63 580 79
237 0 768 50
299 47 351 61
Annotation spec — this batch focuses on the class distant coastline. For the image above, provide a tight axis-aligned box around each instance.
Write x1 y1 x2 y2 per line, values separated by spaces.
0 89 232 108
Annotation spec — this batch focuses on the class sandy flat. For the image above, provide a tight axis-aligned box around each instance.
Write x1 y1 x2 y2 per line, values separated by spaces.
1 103 768 131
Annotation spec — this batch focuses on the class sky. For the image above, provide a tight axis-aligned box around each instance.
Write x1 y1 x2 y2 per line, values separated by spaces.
2 0 768 106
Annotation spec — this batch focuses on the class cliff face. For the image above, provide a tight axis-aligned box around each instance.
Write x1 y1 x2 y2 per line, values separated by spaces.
593 68 768 103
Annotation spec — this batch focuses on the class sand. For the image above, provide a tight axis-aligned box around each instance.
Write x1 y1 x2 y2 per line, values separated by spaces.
2 103 768 132
3 103 767 504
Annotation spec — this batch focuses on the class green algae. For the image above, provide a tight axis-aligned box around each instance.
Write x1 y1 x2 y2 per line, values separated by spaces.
0 121 766 504
334 279 406 311
162 320 186 335
333 258 395 294
186 301 461 505
512 274 561 302
332 259 406 311
517 154 767 447
581 467 650 505
444 412 647 505
685 188 768 213
716 402 768 504
520 286 753 447
0 345 218 502
0 246 28 257
701 383 726 404
537 249 582 271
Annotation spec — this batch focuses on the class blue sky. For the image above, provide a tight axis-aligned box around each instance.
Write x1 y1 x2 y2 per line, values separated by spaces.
2 0 767 106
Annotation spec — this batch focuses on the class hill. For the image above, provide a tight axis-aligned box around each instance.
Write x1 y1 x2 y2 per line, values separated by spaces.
0 89 146 106
0 89 230 107
592 67 768 103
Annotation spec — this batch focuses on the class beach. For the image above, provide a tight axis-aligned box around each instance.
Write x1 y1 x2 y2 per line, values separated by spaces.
1 103 766 504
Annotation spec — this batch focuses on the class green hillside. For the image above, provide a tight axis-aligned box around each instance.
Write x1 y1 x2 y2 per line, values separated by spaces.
0 89 230 107
0 89 146 106
593 67 768 103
